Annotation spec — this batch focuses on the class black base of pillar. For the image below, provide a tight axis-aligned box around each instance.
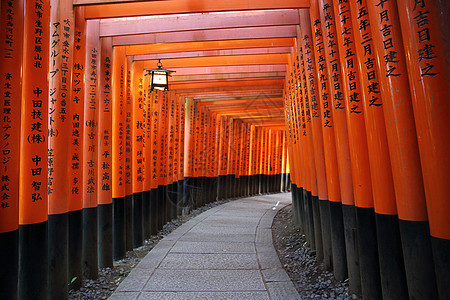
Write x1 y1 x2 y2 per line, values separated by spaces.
356 207 381 299
48 212 68 300
19 221 48 300
431 235 450 300
113 197 126 261
142 190 151 240
125 194 133 251
150 189 158 235
399 219 438 299
68 209 83 290
133 192 143 248
305 190 315 249
319 199 332 270
98 203 113 268
177 180 184 217
375 213 408 299
183 177 193 214
157 185 166 227
312 196 324 263
82 207 98 280
329 201 348 282
217 175 226 200
342 204 361 296
0 229 18 300
170 182 178 219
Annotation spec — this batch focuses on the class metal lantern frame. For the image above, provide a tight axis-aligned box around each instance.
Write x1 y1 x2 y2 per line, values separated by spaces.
146 59 176 92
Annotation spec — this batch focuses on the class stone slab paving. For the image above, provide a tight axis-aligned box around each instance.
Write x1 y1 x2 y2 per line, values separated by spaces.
109 193 300 300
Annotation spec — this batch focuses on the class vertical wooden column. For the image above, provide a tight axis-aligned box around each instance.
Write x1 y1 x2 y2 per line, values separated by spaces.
19 0 50 299
292 60 311 246
348 0 408 298
178 96 185 215
300 9 349 283
0 0 23 298
217 116 226 199
150 91 162 227
132 61 144 247
183 97 194 211
212 113 219 200
295 53 317 254
159 91 169 221
244 124 251 196
284 80 301 226
318 0 366 287
82 19 100 280
331 0 387 294
254 126 261 195
281 131 288 192
142 73 153 235
48 1 74 298
226 118 234 198
397 0 449 297
124 57 133 250
323 0 382 292
166 92 176 218
367 0 438 298
308 3 362 293
173 94 181 216
112 46 126 260
97 37 113 268
273 130 280 192
68 6 85 289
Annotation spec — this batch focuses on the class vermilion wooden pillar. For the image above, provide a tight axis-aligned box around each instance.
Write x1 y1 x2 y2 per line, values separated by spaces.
308 3 362 293
112 46 126 260
348 0 408 298
158 91 168 224
143 73 153 235
184 97 194 211
397 1 449 297
150 91 162 229
68 6 86 290
299 9 349 283
178 96 185 214
0 0 23 298
82 19 100 280
98 37 113 268
367 0 438 298
132 61 144 247
19 0 50 299
124 56 133 250
48 1 74 298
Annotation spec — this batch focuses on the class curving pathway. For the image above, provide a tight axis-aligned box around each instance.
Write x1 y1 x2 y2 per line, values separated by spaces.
109 193 300 300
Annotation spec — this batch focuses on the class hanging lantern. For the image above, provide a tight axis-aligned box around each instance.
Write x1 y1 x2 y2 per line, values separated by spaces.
146 59 175 92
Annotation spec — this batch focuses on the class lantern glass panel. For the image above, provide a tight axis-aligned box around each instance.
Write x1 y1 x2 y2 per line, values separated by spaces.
152 71 167 85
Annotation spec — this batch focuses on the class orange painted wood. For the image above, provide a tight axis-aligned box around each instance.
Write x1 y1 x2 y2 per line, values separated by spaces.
48 0 74 214
0 0 23 232
397 0 450 239
132 61 145 193
125 38 295 56
112 46 126 199
82 20 100 209
19 0 50 224
332 0 374 209
348 0 396 215
80 0 309 19
367 0 427 221
97 37 113 205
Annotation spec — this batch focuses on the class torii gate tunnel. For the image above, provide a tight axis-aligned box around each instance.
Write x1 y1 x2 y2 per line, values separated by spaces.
0 0 448 299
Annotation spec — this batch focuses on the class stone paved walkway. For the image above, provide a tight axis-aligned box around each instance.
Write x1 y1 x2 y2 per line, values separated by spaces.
109 193 300 300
